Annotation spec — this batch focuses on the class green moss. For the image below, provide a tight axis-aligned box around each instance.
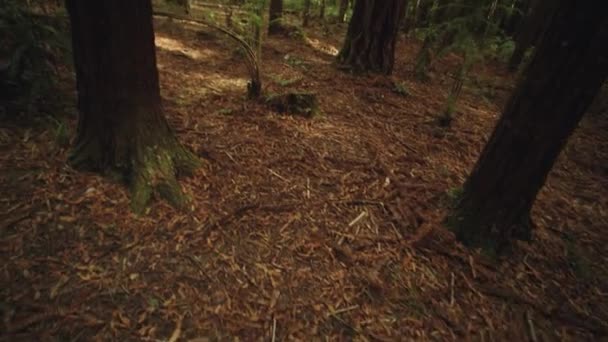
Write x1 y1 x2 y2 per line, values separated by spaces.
131 175 154 214
129 144 198 214
392 81 411 97
444 186 463 207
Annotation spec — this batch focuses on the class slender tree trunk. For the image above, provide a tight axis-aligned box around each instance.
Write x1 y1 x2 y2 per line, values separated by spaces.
319 0 326 19
337 0 407 74
65 0 199 213
338 0 349 22
302 0 311 27
403 0 420 34
417 0 435 28
448 1 608 253
268 0 283 34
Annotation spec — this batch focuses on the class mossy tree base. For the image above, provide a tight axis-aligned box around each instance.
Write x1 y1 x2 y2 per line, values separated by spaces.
445 1 608 254
66 0 200 213
130 145 199 213
69 118 200 214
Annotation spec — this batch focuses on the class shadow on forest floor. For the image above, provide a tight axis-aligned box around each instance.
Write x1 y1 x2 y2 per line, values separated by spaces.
1 14 607 341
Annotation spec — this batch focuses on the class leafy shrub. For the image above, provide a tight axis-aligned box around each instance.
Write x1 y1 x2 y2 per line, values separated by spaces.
484 36 515 63
0 0 69 119
392 81 411 97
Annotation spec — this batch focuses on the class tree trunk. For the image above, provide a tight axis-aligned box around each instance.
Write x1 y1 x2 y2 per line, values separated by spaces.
65 0 199 213
338 0 349 22
319 0 326 19
268 0 283 34
403 0 420 34
303 0 311 27
447 1 608 253
508 0 551 72
337 0 407 74
417 0 435 28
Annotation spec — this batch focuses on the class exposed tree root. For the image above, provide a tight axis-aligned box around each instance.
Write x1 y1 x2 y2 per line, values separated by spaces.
130 144 199 213
69 129 200 214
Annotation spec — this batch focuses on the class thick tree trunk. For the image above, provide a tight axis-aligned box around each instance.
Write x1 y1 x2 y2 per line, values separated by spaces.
268 0 283 34
447 1 608 253
65 0 199 213
337 0 407 74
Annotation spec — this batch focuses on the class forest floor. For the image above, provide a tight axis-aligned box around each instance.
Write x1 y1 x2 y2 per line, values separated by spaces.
1 15 608 341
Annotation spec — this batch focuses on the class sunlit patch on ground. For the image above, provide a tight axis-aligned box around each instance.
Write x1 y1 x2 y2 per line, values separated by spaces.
155 35 217 60
204 72 248 92
167 72 248 99
305 37 339 56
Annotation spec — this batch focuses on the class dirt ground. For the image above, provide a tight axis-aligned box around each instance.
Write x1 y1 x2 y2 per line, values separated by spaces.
1 16 607 341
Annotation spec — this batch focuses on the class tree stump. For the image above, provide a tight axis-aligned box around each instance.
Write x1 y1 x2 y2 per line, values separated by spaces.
266 92 318 118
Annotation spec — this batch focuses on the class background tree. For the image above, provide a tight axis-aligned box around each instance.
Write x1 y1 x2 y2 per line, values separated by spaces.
302 0 311 27
65 0 199 213
319 0 326 19
338 0 349 22
268 0 283 34
337 0 407 74
497 0 529 37
447 0 608 252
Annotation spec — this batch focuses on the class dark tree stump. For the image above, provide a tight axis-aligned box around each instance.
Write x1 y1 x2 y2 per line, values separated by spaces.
266 92 318 118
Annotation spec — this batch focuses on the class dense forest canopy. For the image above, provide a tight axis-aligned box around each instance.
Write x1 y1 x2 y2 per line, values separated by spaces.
1 0 607 340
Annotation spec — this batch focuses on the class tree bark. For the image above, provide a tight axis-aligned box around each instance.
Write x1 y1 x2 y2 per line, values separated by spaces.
302 0 311 27
65 0 199 213
337 0 407 74
268 0 283 34
447 0 608 253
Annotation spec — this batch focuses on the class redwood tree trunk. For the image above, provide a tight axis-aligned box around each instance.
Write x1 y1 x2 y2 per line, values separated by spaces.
65 0 199 212
448 1 608 252
337 0 407 74
268 0 283 34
